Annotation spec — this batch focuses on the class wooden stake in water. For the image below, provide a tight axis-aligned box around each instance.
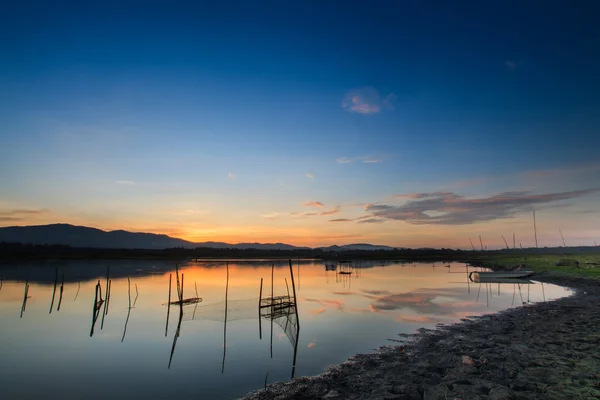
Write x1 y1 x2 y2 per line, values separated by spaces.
479 235 484 251
469 239 475 251
49 266 58 314
56 274 65 312
502 235 509 250
533 210 538 248
165 273 172 337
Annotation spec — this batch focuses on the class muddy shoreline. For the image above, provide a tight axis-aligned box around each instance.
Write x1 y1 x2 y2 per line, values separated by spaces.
241 272 600 400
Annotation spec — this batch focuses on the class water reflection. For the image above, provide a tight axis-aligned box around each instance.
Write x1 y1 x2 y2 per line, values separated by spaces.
0 260 570 399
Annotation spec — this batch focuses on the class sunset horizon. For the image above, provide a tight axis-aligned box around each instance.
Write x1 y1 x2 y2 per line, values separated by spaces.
2 2 599 249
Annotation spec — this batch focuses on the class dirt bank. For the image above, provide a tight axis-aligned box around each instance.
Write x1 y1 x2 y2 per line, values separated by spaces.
241 273 600 400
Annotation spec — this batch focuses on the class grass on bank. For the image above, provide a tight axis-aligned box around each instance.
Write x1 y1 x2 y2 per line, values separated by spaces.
472 252 600 279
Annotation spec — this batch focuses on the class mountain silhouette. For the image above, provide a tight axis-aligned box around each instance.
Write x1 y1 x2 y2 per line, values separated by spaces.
0 224 395 251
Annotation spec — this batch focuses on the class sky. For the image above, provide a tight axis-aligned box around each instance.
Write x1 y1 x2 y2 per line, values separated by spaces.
1 1 600 248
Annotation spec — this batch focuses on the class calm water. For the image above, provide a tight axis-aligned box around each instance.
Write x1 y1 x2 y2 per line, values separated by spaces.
0 260 571 399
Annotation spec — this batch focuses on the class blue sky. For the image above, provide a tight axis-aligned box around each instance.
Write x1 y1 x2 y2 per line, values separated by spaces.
1 1 599 247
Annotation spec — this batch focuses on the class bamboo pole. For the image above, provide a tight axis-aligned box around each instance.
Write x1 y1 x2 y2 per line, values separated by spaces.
49 266 58 314
165 273 172 337
469 239 475 251
288 259 299 330
57 274 65 312
533 210 538 248
20 280 29 318
479 235 484 251
502 235 509 250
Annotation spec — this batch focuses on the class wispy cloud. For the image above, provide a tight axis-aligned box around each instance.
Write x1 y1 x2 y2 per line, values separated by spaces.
306 173 314 179
360 156 383 164
367 189 600 225
116 180 136 185
311 308 326 315
304 201 324 207
341 87 395 115
0 208 51 223
320 207 340 216
227 172 235 179
329 218 353 222
358 218 386 224
335 155 387 164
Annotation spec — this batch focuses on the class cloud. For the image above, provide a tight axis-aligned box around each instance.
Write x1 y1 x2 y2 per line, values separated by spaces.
304 201 324 207
320 207 340 216
360 156 383 164
307 342 317 349
0 217 22 222
367 189 600 225
311 308 326 315
329 218 353 222
306 173 314 179
358 218 386 224
505 60 517 70
341 87 395 115
116 180 136 185
227 172 235 179
336 155 387 164
304 298 344 310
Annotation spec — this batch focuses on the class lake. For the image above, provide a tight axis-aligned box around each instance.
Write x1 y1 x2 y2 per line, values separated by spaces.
0 260 571 399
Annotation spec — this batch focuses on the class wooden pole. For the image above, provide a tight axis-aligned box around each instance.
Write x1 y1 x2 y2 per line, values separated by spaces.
165 273 172 337
533 210 538 248
57 274 65 311
559 229 566 247
74 281 80 301
49 266 58 314
20 280 29 318
469 239 475 251
479 235 484 251
288 259 299 330
502 235 509 250
513 233 516 249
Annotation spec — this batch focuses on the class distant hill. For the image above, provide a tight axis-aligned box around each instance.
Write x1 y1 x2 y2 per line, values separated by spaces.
319 243 397 251
0 223 391 251
0 224 195 249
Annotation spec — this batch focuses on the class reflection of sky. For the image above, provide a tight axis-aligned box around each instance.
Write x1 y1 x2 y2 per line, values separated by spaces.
0 260 570 399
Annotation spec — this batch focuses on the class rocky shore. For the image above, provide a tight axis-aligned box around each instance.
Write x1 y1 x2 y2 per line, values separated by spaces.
241 273 600 400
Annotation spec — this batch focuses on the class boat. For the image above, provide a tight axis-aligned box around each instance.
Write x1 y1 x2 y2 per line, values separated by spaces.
469 271 535 283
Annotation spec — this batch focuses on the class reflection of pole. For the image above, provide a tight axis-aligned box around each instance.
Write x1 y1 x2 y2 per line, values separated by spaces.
465 264 470 294
222 261 229 373
258 278 263 340
291 325 300 380
165 274 171 337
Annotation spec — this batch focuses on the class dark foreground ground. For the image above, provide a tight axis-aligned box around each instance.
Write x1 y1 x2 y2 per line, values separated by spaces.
241 271 600 400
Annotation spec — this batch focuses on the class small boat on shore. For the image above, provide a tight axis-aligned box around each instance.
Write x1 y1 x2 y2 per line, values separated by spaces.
469 271 535 283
